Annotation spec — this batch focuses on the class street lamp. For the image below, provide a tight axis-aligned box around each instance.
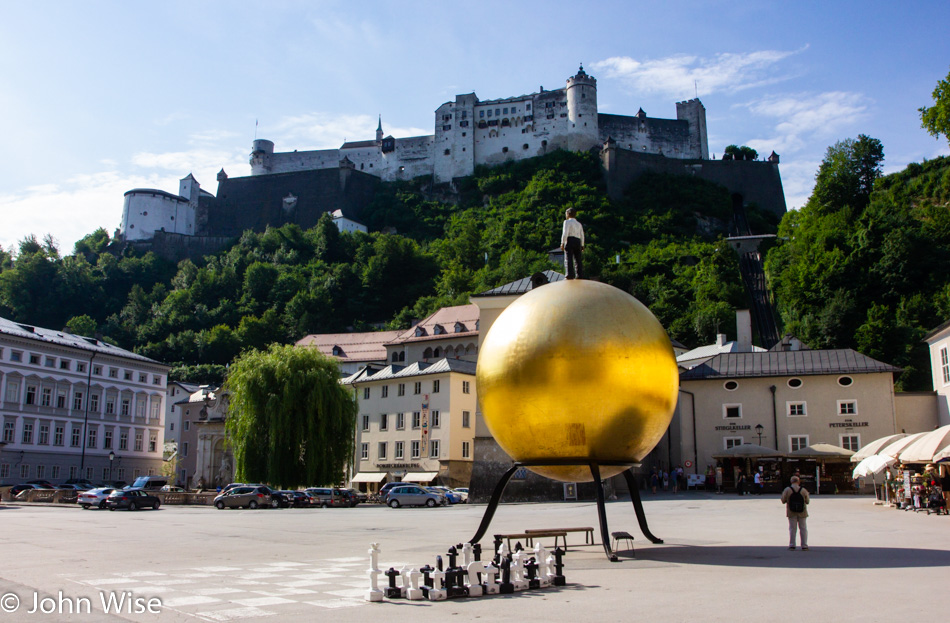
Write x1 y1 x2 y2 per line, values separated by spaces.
108 451 115 484
755 424 764 445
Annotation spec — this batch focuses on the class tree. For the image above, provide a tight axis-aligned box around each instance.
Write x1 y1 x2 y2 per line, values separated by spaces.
224 344 357 489
65 314 97 337
920 67 950 145
811 135 884 215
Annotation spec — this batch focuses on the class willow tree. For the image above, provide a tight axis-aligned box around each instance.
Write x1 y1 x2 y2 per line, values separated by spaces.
224 344 357 488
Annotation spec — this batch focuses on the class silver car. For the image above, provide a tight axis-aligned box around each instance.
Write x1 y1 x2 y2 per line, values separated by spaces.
384 484 445 508
77 487 115 509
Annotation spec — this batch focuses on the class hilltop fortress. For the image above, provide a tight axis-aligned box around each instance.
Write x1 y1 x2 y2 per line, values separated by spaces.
118 66 784 258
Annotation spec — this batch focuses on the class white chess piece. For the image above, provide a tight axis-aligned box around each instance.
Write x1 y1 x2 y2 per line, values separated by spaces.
534 544 551 587
399 566 411 598
498 541 510 562
511 551 528 591
545 553 557 586
428 569 447 601
466 561 484 597
406 568 424 600
483 562 500 595
365 543 383 602
462 542 473 568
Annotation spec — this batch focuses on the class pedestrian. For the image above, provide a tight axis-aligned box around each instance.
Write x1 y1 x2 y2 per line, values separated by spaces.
715 467 723 494
560 208 584 279
662 470 669 491
781 475 810 550
672 465 680 494
736 470 746 496
753 470 762 495
650 468 659 494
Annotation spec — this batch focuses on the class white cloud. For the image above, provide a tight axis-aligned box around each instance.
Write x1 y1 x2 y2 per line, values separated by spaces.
743 91 870 154
592 48 805 98
266 112 428 150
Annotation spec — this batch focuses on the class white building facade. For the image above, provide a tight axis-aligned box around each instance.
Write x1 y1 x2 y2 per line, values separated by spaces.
0 317 168 485
924 320 950 426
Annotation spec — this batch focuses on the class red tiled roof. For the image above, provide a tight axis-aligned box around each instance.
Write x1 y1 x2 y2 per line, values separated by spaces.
296 330 403 362
391 304 479 345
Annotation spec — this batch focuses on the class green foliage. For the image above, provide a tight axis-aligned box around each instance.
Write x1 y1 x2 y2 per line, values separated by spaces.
224 344 357 489
767 132 950 389
725 145 759 161
65 314 97 337
168 363 228 386
920 67 950 145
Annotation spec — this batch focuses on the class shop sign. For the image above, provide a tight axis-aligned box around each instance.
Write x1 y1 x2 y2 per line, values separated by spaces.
715 424 751 431
377 463 420 469
828 421 868 428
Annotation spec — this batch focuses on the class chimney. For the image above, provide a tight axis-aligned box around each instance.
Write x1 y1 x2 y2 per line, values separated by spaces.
716 334 728 347
736 309 753 352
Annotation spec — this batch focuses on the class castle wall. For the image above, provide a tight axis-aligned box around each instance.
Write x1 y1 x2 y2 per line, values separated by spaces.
120 190 195 242
384 136 434 180
255 148 341 176
599 114 697 159
602 146 787 217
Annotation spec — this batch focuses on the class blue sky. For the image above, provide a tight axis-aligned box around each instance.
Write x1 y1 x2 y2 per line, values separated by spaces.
1 1 948 254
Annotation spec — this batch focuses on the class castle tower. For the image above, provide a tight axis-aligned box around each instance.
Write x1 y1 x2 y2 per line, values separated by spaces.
249 139 275 175
376 116 383 143
675 99 709 159
566 65 599 152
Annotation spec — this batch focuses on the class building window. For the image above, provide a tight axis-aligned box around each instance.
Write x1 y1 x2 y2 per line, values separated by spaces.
151 402 160 419
462 441 470 458
3 421 14 443
184 421 190 431
105 397 115 414
77 362 86 373
54 424 64 446
840 434 860 452
86 467 94 481
412 412 421 428
71 427 81 447
433 380 440 394
135 432 143 452
10 350 22 362
93 365 101 375
411 440 421 459
838 401 857 416
380 413 388 431
38 423 49 445
108 368 117 379
430 440 440 458
723 404 742 419
182 441 188 457
121 399 130 416
51 465 60 479
395 441 404 460
396 413 405 430
124 371 132 381
29 354 40 365
22 422 33 444
397 383 405 397
119 431 128 451
56 391 66 409
20 464 30 479
139 373 147 383
940 347 950 384
360 443 369 460
431 410 441 427
463 381 470 394
149 433 157 452
153 375 161 386
116 468 125 481
41 388 52 407
787 378 803 389
37 465 46 479
724 381 739 391
73 392 83 411
136 402 145 419
838 376 854 387
363 387 370 400
87 427 97 449
0 464 8 479
787 402 806 417
60 360 71 370
378 442 387 460
381 385 389 398
102 467 109 481
25 386 36 405
104 429 113 449
90 394 99 412
5 381 19 403
789 435 809 452
44 357 56 368
723 437 743 449
361 415 370 431
462 411 470 428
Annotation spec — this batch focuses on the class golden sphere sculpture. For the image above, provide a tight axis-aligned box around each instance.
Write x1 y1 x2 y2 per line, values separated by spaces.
476 279 679 482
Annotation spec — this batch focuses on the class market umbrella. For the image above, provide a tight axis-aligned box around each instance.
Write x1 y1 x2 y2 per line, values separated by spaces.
877 432 927 459
788 443 855 459
852 454 896 478
711 443 784 459
850 433 908 463
898 424 950 464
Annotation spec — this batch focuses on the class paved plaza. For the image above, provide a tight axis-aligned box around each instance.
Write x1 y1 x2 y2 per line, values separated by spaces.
0 492 947 622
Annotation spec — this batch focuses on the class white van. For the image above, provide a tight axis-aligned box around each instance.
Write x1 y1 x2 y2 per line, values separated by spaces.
129 476 169 491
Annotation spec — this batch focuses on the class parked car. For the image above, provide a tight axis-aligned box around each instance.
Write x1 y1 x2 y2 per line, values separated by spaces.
271 490 296 508
129 476 168 491
428 486 462 504
346 488 368 504
305 487 349 508
453 488 469 503
384 484 446 508
105 488 161 511
78 488 115 509
160 485 186 493
65 479 96 489
221 482 271 495
284 491 315 508
378 482 401 499
213 486 274 509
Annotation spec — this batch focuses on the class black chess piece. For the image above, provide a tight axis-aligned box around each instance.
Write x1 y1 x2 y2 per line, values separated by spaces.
419 564 434 598
525 557 540 589
492 535 503 565
553 547 566 587
385 567 402 599
436 555 443 572
514 541 524 552
473 542 482 562
499 558 514 595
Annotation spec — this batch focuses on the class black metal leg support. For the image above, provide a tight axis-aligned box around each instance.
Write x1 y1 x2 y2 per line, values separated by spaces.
469 464 520 545
590 463 619 562
623 469 663 544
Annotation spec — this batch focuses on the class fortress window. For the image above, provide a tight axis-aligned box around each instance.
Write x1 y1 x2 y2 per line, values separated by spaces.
461 111 467 119
502 147 508 153
142 211 148 216
526 103 531 110
503 107 508 114
462 132 466 137
582 93 586 98
523 143 529 150
560 113 567 118
487 110 492 117
495 108 500 116
443 124 451 131
444 149 450 155
542 140 548 147
480 111 485 118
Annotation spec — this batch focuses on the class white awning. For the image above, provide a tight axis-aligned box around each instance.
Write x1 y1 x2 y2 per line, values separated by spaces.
350 472 387 483
402 471 439 483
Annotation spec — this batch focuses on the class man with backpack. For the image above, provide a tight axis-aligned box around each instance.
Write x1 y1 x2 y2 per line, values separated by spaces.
781 475 810 550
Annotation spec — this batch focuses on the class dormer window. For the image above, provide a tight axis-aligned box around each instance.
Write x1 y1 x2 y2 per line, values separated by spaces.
433 325 445 335
454 322 465 333
332 346 343 357
415 327 427 337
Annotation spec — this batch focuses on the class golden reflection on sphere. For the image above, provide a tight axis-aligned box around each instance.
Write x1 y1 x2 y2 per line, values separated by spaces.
477 279 679 482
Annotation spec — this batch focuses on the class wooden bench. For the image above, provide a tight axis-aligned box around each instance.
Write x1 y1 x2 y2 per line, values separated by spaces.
497 531 568 552
525 527 595 548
